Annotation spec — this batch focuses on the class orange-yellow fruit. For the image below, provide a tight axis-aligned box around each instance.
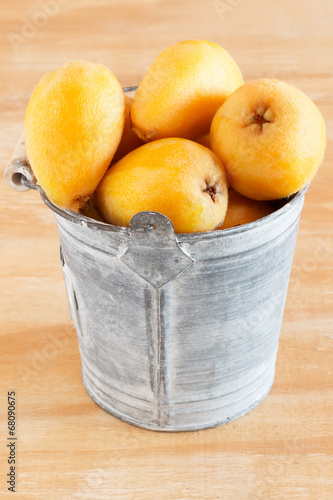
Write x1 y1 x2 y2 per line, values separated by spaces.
131 40 243 142
111 94 144 164
211 79 326 200
94 138 228 233
25 61 125 211
217 189 273 229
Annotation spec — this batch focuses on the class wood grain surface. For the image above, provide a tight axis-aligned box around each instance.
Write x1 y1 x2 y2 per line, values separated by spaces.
1 0 332 498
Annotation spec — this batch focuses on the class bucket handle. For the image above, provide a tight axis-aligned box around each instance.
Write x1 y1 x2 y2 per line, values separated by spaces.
4 132 37 192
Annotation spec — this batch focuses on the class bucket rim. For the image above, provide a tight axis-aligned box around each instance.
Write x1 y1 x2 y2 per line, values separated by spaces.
44 183 309 241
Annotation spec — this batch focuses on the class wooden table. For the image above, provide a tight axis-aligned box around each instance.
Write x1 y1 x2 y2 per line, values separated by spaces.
1 0 332 498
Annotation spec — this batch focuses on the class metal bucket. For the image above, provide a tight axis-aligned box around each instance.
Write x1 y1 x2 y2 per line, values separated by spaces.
5 126 307 432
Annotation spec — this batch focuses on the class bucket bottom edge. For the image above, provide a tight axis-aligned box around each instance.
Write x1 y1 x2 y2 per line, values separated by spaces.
81 368 275 432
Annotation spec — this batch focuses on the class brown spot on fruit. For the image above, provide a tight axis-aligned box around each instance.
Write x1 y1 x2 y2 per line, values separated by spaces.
204 182 218 202
73 195 91 213
253 111 270 127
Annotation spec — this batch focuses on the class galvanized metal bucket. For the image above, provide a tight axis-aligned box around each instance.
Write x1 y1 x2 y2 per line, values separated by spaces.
5 124 307 432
